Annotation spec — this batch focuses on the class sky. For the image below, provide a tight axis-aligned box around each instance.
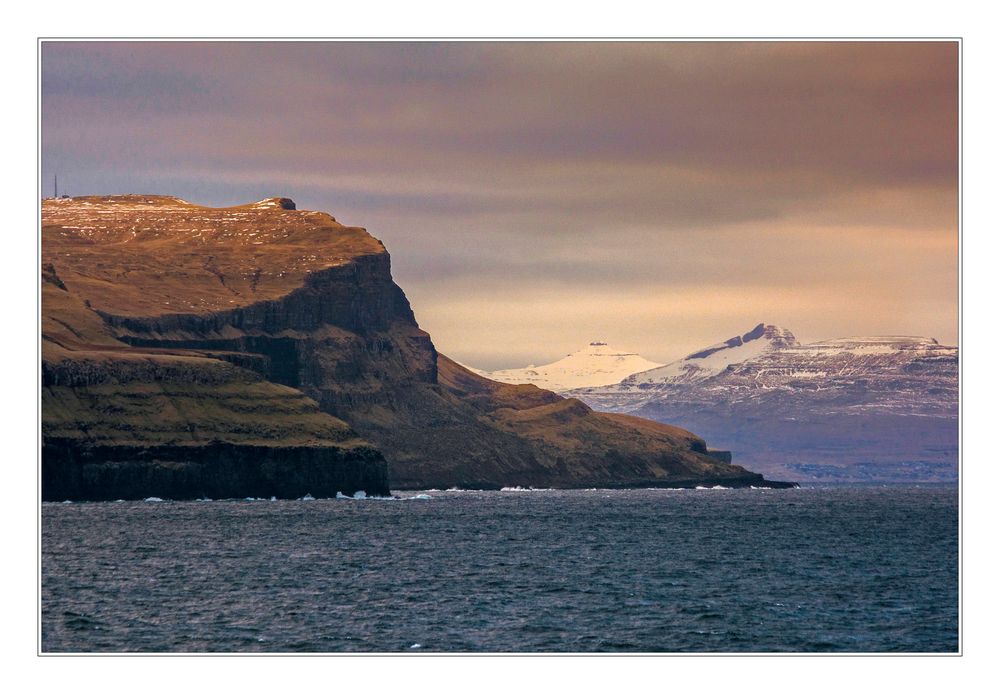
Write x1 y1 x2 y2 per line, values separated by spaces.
41 41 959 370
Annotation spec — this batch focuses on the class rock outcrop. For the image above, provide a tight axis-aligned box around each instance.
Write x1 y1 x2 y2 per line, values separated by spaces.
42 195 791 497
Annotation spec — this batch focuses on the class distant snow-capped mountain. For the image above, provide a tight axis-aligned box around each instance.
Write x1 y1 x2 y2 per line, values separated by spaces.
624 323 798 387
570 325 958 483
478 341 664 392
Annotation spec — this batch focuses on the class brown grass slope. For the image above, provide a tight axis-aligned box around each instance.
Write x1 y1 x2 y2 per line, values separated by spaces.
433 355 762 488
43 195 384 316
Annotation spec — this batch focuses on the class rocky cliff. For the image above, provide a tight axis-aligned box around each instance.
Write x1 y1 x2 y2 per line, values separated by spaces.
42 196 790 497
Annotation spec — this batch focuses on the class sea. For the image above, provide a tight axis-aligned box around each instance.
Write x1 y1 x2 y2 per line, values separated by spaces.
40 486 958 653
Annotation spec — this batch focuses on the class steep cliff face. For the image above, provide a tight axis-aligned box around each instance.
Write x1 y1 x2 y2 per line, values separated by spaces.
42 195 789 495
41 198 392 500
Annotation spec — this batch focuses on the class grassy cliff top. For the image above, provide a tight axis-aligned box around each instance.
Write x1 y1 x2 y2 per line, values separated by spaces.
42 195 387 317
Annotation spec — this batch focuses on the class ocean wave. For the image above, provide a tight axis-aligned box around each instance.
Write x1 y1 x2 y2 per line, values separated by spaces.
334 491 398 500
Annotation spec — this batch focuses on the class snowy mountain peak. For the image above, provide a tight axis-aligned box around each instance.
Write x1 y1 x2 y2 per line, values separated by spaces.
477 342 664 392
571 341 643 357
705 323 797 353
624 323 798 386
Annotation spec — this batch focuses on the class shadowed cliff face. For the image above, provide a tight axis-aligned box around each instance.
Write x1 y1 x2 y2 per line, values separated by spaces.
42 195 785 495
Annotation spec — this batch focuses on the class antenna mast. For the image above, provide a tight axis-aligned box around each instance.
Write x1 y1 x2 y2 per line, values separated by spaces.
54 174 58 198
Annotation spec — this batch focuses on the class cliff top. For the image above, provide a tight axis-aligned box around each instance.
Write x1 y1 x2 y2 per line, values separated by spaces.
42 195 387 317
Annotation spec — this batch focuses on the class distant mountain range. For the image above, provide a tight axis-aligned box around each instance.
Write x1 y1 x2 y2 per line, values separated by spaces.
473 342 663 391
482 324 959 483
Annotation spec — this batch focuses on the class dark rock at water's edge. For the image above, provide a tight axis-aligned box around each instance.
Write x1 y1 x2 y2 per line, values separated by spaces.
42 195 784 497
42 440 389 501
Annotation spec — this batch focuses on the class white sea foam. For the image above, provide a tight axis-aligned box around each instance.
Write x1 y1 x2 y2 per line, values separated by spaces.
62 500 72 504
410 494 432 500
143 497 164 502
300 493 316 501
336 491 389 500
409 643 422 649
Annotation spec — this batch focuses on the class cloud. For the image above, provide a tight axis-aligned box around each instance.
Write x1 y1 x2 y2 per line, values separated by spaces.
40 41 958 367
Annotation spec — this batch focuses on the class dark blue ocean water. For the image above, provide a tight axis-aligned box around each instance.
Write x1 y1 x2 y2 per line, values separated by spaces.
41 486 958 653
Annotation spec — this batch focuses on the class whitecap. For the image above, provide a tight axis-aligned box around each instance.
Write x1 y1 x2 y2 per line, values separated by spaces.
410 494 432 500
353 491 367 499
143 497 164 502
300 493 315 501
409 643 422 649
